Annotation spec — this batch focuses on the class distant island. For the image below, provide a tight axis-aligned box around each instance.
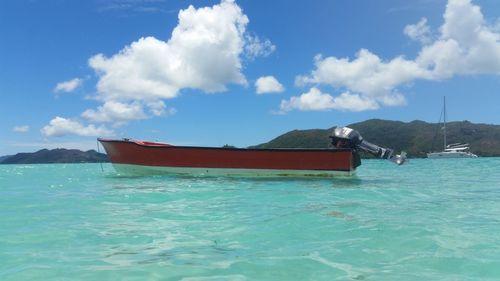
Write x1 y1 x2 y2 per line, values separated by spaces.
0 149 108 164
1 119 500 163
0 155 13 162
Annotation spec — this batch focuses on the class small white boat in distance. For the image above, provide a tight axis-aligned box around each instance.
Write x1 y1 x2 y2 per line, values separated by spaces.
427 97 477 158
427 143 478 158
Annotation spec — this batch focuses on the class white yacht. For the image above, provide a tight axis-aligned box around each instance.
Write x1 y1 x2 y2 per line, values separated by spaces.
427 97 478 158
427 143 477 158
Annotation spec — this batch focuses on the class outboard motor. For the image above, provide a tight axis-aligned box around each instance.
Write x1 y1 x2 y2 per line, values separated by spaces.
330 127 406 165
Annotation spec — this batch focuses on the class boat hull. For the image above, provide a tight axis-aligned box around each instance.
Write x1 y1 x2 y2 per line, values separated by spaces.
99 139 357 177
111 164 353 177
427 151 478 158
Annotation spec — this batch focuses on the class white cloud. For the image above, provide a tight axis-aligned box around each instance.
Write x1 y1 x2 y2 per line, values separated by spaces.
13 125 30 133
419 0 500 77
279 88 335 112
296 50 423 107
244 34 276 59
279 87 378 114
404 18 432 44
81 101 148 124
147 100 177 117
330 91 381 111
41 117 114 137
45 0 273 137
89 0 249 103
81 0 274 127
292 0 500 113
54 78 83 93
255 75 284 94
81 100 176 126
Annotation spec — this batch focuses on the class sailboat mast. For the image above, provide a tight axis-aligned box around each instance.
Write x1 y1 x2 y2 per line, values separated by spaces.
443 96 447 150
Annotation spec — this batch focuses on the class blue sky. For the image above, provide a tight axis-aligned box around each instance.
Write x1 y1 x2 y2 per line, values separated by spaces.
1 0 500 155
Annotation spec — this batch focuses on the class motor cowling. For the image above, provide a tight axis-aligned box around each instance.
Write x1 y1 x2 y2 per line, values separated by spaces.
330 127 406 165
330 127 363 149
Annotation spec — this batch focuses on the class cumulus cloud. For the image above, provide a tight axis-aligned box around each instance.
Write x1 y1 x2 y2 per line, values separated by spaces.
279 88 378 114
81 101 148 124
13 125 30 133
244 34 276 59
45 0 274 136
296 51 423 107
89 1 253 111
146 100 176 117
404 18 432 44
290 0 500 113
420 0 500 77
54 78 83 93
81 0 274 127
41 117 114 137
255 75 284 94
81 100 176 126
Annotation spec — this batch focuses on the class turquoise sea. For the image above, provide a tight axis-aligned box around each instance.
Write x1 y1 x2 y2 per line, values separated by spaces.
1 158 500 280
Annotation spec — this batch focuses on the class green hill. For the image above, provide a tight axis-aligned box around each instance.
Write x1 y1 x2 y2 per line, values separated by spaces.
1 149 108 164
249 129 333 149
251 119 500 158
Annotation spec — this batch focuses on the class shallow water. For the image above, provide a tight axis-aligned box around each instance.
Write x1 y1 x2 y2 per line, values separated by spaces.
1 158 500 280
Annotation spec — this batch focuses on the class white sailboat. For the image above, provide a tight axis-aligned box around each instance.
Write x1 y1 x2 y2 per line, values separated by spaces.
427 97 477 158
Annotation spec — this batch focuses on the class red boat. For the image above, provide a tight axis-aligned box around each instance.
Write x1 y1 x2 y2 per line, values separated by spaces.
98 127 406 177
